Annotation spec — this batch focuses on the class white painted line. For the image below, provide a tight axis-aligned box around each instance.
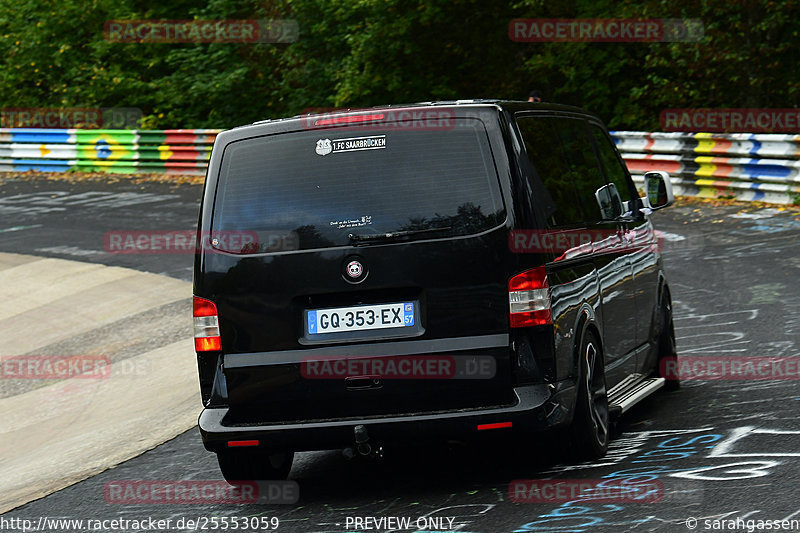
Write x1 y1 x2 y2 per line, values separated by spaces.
0 257 189 354
0 252 197 513
0 339 198 513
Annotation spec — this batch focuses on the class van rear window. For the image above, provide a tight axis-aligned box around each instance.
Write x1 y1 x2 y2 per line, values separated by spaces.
211 119 505 253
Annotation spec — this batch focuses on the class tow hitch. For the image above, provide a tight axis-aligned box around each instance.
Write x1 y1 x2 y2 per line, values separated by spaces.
342 424 384 460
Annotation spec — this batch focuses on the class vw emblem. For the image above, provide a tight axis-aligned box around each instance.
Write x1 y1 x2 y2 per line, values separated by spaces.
342 256 367 283
346 260 363 278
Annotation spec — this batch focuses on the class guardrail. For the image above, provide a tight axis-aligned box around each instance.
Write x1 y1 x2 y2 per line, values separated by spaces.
0 128 219 175
612 131 800 204
1 128 799 204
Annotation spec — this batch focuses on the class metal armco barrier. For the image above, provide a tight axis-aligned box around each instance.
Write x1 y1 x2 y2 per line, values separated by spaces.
2 128 799 204
0 128 219 175
612 131 800 204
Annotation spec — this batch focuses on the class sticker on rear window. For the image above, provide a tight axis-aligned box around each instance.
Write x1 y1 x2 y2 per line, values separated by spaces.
315 135 386 156
330 215 372 229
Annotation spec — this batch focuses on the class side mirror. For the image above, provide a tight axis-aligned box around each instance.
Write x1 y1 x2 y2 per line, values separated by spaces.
643 170 674 210
595 183 623 220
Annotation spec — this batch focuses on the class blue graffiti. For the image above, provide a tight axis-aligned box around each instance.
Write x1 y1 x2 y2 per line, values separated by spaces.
514 502 655 532
94 139 112 159
514 433 723 532
631 434 722 463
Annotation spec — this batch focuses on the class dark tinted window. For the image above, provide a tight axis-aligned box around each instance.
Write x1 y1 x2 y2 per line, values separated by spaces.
590 125 634 204
517 116 607 227
516 117 580 226
212 120 505 252
552 119 608 223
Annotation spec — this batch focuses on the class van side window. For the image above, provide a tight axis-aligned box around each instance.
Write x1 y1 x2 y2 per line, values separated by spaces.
590 126 635 207
551 118 608 223
517 116 607 227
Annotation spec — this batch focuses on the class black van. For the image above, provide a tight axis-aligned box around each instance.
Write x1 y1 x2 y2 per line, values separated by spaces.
193 100 678 481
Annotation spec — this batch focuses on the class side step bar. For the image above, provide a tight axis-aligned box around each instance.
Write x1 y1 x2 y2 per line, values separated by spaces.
608 377 665 418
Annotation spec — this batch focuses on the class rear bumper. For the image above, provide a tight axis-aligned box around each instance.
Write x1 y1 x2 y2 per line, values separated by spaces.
198 381 576 452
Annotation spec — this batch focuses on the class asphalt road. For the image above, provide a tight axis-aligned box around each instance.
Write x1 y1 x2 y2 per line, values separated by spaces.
2 175 800 533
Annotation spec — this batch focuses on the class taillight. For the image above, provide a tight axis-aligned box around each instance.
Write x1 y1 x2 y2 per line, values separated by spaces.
193 296 221 351
508 267 552 327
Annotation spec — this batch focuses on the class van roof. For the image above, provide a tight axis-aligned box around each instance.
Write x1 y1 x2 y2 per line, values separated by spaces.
238 100 595 129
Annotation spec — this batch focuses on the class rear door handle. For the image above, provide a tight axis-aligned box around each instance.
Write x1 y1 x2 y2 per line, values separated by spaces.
345 375 383 390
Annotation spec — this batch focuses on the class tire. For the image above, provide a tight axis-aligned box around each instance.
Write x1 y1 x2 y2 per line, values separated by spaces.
568 330 610 460
217 448 294 483
656 290 680 391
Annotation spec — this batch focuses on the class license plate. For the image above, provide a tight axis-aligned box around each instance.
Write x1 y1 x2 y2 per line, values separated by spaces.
307 302 414 335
